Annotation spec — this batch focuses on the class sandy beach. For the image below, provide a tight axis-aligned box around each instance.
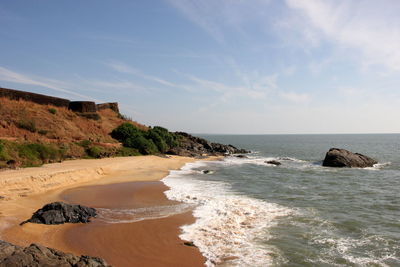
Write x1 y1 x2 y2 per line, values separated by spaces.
0 155 211 267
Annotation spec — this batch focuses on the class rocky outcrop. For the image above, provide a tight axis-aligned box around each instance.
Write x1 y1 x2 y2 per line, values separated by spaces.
167 132 249 157
0 240 111 267
322 148 377 168
266 160 281 166
21 202 97 225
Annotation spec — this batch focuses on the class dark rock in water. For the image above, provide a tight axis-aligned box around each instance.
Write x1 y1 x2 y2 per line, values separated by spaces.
265 160 281 166
322 148 377 168
21 202 97 225
183 241 197 247
235 155 248 158
201 170 213 174
0 240 111 267
167 132 250 158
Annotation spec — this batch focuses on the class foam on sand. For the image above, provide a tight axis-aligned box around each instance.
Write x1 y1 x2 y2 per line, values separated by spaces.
163 162 292 266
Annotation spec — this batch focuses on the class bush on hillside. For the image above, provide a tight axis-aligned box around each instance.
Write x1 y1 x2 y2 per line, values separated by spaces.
111 123 179 155
111 123 142 142
123 135 158 155
146 130 168 153
151 126 179 148
86 146 104 158
0 140 10 161
16 119 37 133
48 108 57 114
117 147 141 157
76 139 92 149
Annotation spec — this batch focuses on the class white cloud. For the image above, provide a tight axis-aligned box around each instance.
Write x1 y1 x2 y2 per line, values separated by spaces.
285 0 400 72
0 66 96 100
280 91 311 103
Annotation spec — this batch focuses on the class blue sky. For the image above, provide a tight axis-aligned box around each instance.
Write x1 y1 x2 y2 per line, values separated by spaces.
1 0 400 134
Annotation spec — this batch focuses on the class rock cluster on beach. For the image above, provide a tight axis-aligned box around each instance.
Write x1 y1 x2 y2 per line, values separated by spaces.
0 240 111 267
322 148 377 168
167 132 249 157
21 202 97 225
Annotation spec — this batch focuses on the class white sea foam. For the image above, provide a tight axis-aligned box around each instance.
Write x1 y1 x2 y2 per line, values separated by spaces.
162 161 292 266
311 234 399 266
365 162 391 170
96 203 194 224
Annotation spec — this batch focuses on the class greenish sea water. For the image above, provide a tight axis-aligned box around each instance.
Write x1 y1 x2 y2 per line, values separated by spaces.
163 134 400 266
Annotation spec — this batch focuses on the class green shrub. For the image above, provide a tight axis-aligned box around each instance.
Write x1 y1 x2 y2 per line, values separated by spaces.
117 147 140 157
146 130 168 153
48 108 57 114
77 139 92 148
151 126 179 148
123 135 158 155
0 141 9 161
111 123 180 155
16 119 37 132
111 123 143 142
86 146 103 158
19 143 59 161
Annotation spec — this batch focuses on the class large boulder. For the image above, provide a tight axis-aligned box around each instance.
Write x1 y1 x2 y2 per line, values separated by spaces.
21 202 97 225
322 148 377 168
0 240 111 267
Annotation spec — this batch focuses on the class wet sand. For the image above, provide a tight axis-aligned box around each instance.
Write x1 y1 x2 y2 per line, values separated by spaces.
0 155 213 267
60 181 205 267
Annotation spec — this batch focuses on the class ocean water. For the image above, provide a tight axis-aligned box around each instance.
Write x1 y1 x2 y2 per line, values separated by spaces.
162 134 400 267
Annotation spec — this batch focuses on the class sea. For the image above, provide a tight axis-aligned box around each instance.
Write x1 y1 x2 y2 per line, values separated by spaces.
162 134 400 267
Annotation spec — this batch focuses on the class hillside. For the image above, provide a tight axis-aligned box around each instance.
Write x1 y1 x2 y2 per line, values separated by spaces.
0 89 248 168
0 97 146 167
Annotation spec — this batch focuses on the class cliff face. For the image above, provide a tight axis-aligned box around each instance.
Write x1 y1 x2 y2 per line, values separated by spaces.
0 97 145 144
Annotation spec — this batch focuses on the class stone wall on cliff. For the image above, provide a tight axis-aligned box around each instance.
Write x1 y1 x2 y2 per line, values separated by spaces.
0 87 70 107
68 101 97 113
96 102 119 113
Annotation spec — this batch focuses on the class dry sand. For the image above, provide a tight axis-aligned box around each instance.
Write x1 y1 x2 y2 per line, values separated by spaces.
0 155 213 267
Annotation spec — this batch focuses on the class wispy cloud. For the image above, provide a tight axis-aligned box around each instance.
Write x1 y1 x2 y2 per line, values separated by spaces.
285 0 400 72
0 66 97 100
107 61 178 88
166 0 273 43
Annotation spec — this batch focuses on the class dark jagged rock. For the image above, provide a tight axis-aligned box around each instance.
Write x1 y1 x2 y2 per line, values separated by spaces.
21 202 97 225
167 132 250 157
183 241 197 247
322 148 377 168
0 240 111 267
201 170 214 174
235 155 248 158
266 160 281 166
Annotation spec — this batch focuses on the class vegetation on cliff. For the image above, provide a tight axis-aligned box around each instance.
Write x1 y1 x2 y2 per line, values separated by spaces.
111 123 179 155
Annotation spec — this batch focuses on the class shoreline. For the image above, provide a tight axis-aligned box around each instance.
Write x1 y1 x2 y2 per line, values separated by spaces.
0 155 217 266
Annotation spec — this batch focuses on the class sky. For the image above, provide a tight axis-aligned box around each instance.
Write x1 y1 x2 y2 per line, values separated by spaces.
1 0 400 134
